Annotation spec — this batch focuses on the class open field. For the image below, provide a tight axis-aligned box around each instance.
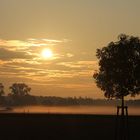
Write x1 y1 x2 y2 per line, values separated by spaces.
0 113 139 140
0 105 140 115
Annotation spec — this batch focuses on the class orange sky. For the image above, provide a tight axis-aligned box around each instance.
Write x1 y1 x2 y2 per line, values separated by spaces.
0 0 140 99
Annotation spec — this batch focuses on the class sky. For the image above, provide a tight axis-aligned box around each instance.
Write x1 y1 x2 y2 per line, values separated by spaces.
0 0 140 98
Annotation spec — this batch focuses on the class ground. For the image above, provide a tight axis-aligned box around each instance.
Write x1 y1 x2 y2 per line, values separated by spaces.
0 113 139 140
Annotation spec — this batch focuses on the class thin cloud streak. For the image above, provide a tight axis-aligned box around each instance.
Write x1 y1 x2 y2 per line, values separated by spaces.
57 60 98 69
0 38 68 51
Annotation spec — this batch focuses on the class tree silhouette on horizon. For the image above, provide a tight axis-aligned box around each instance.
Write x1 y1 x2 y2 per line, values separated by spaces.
9 83 31 96
93 34 140 115
0 83 4 96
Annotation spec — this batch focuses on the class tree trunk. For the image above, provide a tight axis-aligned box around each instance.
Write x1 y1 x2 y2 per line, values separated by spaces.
121 95 124 116
121 95 125 140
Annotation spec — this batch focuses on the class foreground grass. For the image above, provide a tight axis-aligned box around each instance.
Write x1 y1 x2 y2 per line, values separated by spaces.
0 113 139 140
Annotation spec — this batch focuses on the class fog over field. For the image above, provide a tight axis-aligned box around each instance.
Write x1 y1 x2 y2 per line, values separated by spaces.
2 105 139 115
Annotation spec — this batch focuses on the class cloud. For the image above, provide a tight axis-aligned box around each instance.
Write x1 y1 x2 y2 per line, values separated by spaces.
0 38 69 62
57 60 98 69
66 53 74 58
0 48 35 60
55 83 95 90
0 38 67 49
0 45 97 83
0 38 100 98
0 38 69 64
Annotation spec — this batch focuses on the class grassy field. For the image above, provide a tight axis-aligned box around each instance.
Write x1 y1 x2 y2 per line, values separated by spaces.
0 113 139 140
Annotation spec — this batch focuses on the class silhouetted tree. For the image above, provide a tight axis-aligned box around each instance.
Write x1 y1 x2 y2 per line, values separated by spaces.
0 83 4 96
93 34 140 116
9 83 31 96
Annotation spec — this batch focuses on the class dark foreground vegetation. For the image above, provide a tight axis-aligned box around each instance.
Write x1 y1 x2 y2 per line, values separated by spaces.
0 113 139 140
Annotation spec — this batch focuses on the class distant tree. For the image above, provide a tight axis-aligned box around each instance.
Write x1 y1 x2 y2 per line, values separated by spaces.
0 83 4 96
9 83 31 96
93 34 140 115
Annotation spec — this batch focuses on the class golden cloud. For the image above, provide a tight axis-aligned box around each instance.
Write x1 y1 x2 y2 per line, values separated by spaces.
0 38 68 51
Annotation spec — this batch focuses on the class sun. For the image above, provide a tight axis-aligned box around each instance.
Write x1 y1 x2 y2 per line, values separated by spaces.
41 49 53 59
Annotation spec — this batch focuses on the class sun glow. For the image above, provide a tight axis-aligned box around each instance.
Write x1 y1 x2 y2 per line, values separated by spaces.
41 49 53 59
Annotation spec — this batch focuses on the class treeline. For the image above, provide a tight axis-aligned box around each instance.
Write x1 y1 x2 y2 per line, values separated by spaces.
0 83 140 106
1 95 140 106
36 96 99 106
0 82 35 106
0 95 117 106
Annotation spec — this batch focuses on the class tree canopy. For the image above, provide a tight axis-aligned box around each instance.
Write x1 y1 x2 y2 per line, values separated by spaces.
9 83 31 96
93 34 140 99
